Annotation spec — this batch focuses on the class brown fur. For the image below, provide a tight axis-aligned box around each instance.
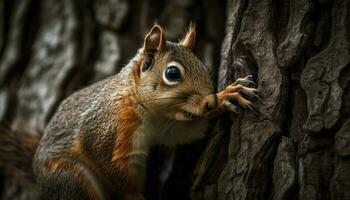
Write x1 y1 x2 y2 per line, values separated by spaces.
132 53 143 85
44 157 100 200
0 128 38 180
111 95 142 197
112 95 140 173
180 23 196 50
70 135 100 178
70 135 84 157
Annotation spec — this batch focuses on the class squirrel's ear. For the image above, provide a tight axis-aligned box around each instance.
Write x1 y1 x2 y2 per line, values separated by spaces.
142 24 166 71
144 24 166 53
180 23 196 50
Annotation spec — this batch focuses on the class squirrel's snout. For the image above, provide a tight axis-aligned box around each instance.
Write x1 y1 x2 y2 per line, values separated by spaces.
201 94 218 113
172 92 217 121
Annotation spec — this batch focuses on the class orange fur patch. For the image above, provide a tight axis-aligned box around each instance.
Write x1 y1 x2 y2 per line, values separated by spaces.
70 135 83 156
112 95 140 173
70 135 98 174
45 157 101 200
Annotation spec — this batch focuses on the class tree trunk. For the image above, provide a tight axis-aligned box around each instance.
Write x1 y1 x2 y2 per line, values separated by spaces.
191 0 350 200
0 0 349 200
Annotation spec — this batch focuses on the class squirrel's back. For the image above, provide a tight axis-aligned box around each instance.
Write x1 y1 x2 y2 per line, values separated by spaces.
34 59 139 199
36 60 135 157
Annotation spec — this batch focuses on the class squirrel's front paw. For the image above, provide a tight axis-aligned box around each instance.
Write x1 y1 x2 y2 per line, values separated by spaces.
217 75 259 113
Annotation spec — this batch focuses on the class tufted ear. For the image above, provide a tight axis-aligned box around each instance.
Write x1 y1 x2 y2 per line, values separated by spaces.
180 23 196 50
142 24 166 71
144 24 166 53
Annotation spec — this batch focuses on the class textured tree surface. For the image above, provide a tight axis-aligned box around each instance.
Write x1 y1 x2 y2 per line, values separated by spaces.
192 0 350 200
0 0 349 200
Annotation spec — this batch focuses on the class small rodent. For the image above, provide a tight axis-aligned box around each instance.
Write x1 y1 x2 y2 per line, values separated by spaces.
2 24 258 200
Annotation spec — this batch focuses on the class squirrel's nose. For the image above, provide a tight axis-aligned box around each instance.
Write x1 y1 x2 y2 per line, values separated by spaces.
201 94 218 113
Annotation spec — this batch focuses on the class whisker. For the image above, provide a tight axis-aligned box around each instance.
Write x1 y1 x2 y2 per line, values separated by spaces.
166 120 177 137
152 101 185 113
134 96 187 105
162 119 176 138
132 98 186 114
161 118 173 136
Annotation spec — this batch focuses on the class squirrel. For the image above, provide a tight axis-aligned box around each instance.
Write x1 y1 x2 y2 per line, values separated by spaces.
0 24 258 200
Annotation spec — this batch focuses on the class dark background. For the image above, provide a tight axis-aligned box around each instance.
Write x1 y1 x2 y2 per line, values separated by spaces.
0 0 349 200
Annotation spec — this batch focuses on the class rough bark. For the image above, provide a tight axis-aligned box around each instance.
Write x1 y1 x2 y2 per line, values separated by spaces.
192 0 350 200
0 0 349 200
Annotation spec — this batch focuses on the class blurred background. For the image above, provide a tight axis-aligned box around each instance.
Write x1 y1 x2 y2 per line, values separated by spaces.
1 0 350 200
0 0 226 199
0 0 226 135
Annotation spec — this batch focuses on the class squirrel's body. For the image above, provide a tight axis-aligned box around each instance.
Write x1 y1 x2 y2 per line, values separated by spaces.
34 47 210 199
1 24 257 200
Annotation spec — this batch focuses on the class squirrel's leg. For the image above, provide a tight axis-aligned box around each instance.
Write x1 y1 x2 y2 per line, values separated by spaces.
37 157 108 200
202 75 258 118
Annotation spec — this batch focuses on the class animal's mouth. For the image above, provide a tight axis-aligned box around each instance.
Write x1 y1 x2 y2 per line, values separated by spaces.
175 109 200 121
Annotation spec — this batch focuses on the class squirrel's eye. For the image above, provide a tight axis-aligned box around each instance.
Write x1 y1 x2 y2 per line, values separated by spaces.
165 66 181 81
163 61 184 85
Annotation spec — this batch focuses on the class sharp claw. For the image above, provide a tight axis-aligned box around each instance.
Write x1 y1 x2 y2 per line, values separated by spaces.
246 103 256 113
245 75 253 80
238 87 261 101
254 89 264 102
233 75 256 87
237 87 258 100
247 103 254 110
251 90 262 102
247 80 256 86
246 103 263 116
240 81 255 87
254 95 263 102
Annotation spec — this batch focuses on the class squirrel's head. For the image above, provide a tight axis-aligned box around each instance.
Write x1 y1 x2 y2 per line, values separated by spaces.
133 24 216 121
